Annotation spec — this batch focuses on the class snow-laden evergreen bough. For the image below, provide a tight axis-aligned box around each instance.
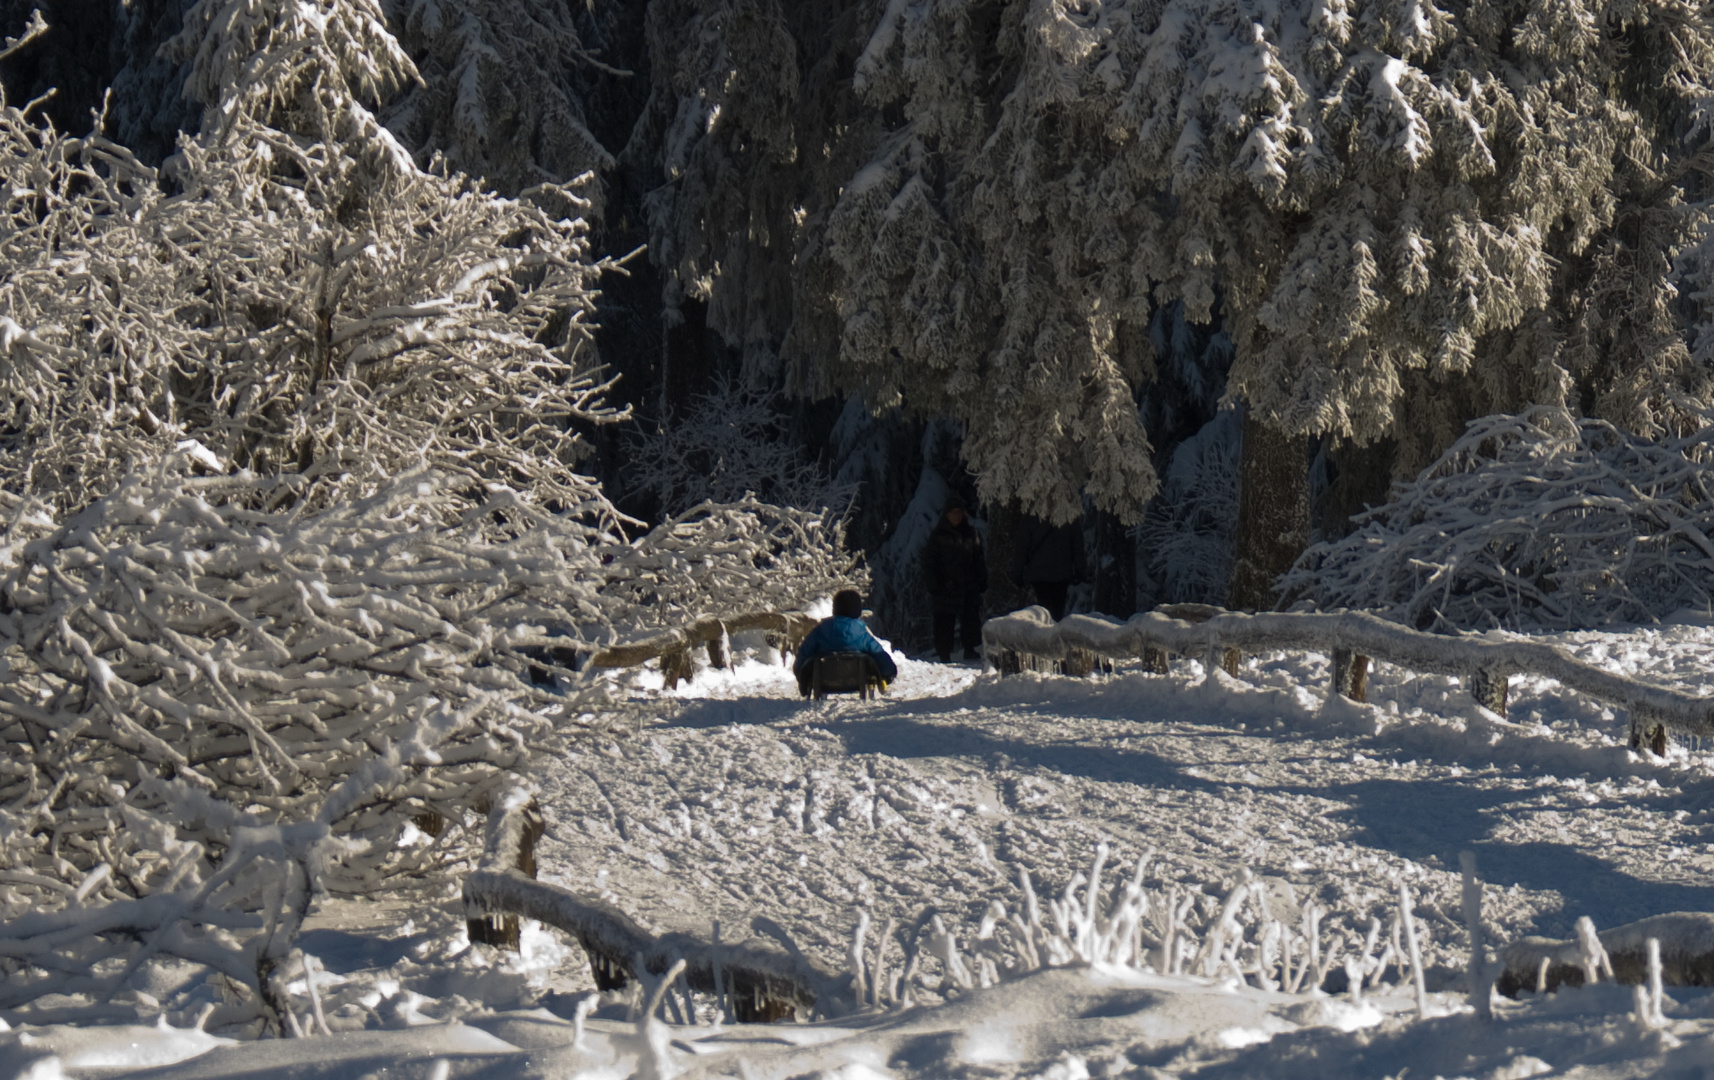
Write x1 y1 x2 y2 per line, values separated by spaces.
840 0 1714 466
1286 408 1714 630
636 0 1714 525
381 0 618 201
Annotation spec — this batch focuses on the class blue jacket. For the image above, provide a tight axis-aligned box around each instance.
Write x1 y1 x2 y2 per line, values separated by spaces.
794 616 899 682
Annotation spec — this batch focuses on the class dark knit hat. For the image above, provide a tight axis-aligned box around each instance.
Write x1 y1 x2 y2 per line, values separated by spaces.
943 493 967 513
832 589 863 619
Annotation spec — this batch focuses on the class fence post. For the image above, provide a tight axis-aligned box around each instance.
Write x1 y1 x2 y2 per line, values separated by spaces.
468 800 545 952
1630 715 1670 756
1468 669 1509 717
1332 650 1370 703
662 649 695 690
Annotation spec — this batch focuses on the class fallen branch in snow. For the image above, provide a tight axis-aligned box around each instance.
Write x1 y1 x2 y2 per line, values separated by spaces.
983 606 1714 743
462 793 840 1021
1497 913 1714 997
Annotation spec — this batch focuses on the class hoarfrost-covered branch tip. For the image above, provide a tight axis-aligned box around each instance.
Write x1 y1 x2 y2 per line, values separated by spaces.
1287 408 1714 631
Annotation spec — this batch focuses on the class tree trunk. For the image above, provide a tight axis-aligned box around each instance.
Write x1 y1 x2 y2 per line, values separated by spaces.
981 502 1036 621
663 295 715 421
1093 509 1137 618
1227 406 1310 612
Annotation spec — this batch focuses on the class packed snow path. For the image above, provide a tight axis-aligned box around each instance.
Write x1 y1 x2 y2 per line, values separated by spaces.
535 625 1714 989
17 626 1714 1080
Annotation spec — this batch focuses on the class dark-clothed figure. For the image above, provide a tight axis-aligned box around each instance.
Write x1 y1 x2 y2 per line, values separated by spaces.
1014 518 1087 622
795 589 899 695
922 495 988 662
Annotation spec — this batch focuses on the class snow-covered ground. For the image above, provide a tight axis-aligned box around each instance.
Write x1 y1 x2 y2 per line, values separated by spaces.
14 620 1714 1078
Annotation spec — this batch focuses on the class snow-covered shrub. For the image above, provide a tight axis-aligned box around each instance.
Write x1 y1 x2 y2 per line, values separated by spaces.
0 452 855 1028
0 2 859 1031
855 846 1419 1006
0 98 616 516
1139 410 1240 605
606 494 864 637
625 377 854 515
1284 408 1714 630
0 457 609 1028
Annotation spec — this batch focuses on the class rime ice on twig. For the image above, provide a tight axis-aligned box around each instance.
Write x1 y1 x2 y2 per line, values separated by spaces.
1288 409 1714 632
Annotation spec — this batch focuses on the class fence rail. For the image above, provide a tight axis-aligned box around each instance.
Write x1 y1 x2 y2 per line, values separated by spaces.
983 606 1713 751
523 610 817 689
462 789 840 1022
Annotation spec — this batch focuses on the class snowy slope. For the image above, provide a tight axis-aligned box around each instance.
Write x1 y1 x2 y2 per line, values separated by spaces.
14 620 1714 1078
540 635 1714 976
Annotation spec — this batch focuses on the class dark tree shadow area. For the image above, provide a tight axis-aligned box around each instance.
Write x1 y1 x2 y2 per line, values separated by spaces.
1316 777 1714 936
297 928 427 974
833 715 1225 794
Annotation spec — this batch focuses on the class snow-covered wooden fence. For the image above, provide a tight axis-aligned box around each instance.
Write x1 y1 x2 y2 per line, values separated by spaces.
588 611 819 689
1497 912 1714 997
983 606 1713 752
462 790 843 1022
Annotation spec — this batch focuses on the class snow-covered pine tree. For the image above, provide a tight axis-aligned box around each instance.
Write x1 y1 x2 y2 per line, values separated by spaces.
168 0 416 142
805 0 1714 591
629 0 883 386
381 0 616 200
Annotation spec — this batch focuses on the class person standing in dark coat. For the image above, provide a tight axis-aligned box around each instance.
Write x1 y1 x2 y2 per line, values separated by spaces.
1014 517 1087 622
921 495 988 662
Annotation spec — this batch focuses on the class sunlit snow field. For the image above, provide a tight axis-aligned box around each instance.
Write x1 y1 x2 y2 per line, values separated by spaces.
14 618 1714 1078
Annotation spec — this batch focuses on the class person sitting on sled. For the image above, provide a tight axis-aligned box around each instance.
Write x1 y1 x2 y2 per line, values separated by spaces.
794 589 898 696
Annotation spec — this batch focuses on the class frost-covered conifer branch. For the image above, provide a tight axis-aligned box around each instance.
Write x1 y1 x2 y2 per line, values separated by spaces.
168 0 419 140
382 0 616 200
